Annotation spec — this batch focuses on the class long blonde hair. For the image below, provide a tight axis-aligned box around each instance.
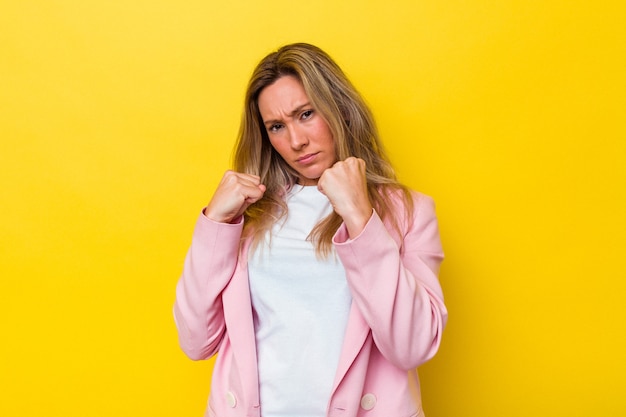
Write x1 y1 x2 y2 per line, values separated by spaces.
233 43 412 256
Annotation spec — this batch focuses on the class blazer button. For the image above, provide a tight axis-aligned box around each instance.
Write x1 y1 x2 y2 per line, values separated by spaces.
360 393 376 411
226 391 237 408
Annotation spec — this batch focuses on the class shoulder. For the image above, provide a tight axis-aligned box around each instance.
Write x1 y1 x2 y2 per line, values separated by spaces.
380 186 436 218
409 190 437 218
374 187 439 249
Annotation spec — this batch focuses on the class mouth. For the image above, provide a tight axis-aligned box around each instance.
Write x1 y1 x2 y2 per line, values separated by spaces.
296 152 319 164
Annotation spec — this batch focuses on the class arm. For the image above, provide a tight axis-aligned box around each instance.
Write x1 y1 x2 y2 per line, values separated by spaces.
333 193 447 370
174 170 265 360
173 213 243 360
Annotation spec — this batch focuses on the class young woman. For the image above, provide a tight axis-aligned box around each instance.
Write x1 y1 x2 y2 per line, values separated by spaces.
174 43 447 417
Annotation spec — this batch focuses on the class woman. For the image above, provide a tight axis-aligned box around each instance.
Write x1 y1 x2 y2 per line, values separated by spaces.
174 43 447 417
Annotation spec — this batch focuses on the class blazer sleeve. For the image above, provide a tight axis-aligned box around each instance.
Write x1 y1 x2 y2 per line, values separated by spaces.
173 212 243 360
333 192 447 370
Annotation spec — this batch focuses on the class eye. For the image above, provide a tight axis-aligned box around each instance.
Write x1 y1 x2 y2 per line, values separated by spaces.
301 109 314 120
268 123 283 133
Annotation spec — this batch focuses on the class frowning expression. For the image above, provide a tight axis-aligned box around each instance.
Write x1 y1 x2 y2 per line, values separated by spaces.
258 75 336 186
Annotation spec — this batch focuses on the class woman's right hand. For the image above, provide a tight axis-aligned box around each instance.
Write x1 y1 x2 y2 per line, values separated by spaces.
203 171 266 223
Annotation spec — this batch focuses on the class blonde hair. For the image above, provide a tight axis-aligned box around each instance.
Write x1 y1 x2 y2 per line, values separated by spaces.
233 43 412 256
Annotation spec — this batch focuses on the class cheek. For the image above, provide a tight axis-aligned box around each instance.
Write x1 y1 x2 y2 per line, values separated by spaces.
268 136 282 151
268 137 291 160
320 124 335 149
313 120 333 142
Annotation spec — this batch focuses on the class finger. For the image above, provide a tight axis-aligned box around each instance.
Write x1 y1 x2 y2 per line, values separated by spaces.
235 172 262 183
243 184 266 203
221 171 260 186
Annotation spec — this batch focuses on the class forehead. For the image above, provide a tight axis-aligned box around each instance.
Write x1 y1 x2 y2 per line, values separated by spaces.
258 75 310 118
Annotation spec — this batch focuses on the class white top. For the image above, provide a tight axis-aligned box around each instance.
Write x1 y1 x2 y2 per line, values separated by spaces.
248 185 352 417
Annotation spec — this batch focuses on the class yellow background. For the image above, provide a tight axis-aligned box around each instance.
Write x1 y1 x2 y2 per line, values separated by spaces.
1 1 625 416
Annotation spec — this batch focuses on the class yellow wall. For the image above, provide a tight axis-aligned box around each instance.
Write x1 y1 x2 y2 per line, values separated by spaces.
1 1 624 416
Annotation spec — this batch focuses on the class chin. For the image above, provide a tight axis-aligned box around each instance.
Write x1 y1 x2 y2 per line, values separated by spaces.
298 178 319 186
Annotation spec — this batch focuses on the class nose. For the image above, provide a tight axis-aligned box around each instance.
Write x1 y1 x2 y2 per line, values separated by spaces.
287 124 308 150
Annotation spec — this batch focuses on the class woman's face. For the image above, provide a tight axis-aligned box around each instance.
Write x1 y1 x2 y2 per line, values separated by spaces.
257 75 336 186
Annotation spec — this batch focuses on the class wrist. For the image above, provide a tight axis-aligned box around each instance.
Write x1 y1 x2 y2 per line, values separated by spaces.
342 207 373 239
203 207 232 223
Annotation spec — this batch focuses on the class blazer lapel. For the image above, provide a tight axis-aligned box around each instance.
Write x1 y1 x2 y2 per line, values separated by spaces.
222 239 260 407
331 301 371 392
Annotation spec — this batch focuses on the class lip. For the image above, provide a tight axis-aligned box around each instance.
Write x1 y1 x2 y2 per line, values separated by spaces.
296 152 319 164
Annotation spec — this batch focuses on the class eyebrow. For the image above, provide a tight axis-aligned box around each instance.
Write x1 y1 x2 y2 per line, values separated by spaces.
262 102 311 127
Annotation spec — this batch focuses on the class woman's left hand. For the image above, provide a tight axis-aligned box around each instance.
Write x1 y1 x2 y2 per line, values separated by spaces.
318 157 373 238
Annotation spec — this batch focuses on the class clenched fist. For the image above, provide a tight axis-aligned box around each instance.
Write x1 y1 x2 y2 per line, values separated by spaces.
318 157 373 238
204 171 266 223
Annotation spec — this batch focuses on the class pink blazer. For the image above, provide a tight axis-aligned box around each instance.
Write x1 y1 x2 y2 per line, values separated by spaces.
174 191 447 417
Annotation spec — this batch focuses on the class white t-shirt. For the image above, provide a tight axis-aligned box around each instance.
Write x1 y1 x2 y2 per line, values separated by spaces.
248 185 352 417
